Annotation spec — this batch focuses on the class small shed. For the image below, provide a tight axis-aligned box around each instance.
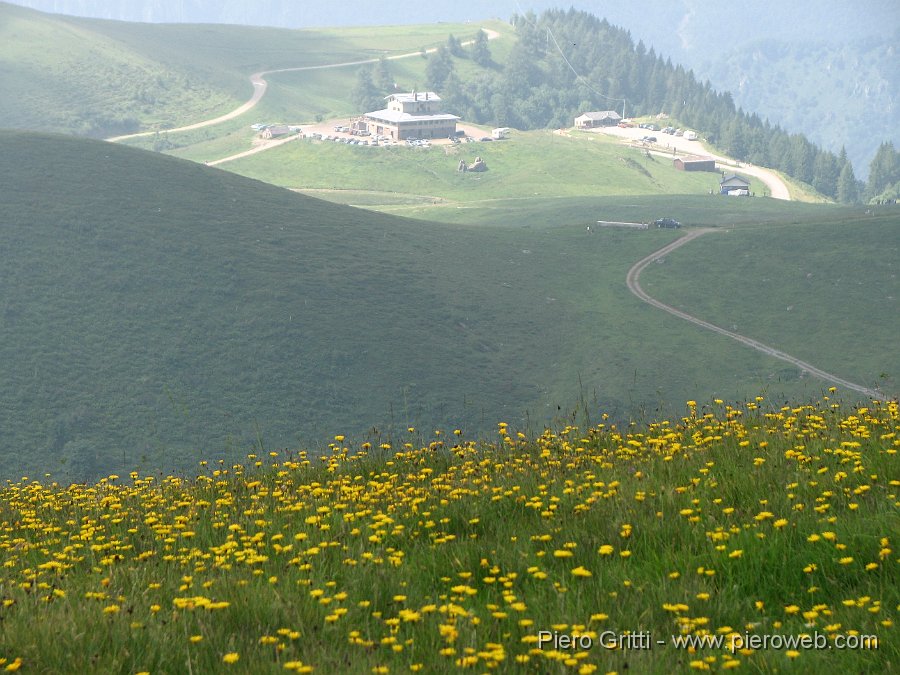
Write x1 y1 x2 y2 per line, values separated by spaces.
720 174 751 195
261 124 292 139
674 156 717 172
574 111 622 128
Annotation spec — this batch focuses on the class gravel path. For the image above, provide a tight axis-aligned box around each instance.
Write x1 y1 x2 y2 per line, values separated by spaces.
626 229 881 398
595 126 791 201
107 29 501 143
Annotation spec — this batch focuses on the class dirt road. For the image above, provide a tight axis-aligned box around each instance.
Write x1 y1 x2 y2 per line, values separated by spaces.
626 229 881 398
107 29 501 143
595 126 791 201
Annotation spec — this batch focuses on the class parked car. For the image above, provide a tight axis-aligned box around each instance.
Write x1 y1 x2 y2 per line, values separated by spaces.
654 218 681 228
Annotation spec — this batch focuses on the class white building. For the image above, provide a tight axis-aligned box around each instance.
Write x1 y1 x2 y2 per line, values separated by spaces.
356 92 460 140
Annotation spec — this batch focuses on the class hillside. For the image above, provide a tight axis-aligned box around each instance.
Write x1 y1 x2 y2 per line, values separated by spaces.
221 130 749 206
0 1 484 137
696 31 899 180
1 130 583 480
641 216 900 393
5 130 886 482
0 399 896 673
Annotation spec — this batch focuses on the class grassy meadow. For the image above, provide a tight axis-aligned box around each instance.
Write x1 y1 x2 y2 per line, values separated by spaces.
0 398 896 673
2 7 898 674
0 1 504 137
641 214 900 394
2 130 876 484
224 131 735 205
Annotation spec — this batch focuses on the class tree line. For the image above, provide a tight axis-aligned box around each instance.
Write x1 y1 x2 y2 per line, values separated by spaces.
408 9 896 204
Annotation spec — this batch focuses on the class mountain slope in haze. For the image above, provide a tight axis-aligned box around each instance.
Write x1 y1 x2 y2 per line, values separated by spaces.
5 0 896 177
0 1 479 138
695 32 898 180
4 131 895 484
8 131 693 483
0 131 561 479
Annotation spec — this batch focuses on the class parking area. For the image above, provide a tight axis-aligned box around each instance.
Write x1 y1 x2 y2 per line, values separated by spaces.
295 119 495 148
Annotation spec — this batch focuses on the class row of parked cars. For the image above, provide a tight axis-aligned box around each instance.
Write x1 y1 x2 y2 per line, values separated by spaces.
660 127 698 139
310 133 383 146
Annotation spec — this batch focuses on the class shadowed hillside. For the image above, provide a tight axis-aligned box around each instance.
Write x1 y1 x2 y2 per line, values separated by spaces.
3 130 703 481
0 131 574 479
3 131 894 482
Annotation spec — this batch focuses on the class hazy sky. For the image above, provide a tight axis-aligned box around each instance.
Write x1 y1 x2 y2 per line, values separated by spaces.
8 1 898 57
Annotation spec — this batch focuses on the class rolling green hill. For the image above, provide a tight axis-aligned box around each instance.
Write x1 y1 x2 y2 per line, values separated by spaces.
0 1 495 137
222 131 749 206
5 130 886 482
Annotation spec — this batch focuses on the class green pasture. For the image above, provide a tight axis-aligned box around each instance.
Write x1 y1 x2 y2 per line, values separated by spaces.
0 130 855 481
224 130 732 202
640 214 900 393
381 194 866 228
0 1 506 136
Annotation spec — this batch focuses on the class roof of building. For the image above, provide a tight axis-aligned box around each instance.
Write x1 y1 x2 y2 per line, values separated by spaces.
386 92 442 103
677 155 715 163
575 110 622 121
365 109 460 124
720 174 751 185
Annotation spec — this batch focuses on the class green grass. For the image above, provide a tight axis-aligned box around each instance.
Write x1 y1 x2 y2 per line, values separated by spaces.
640 214 900 392
361 192 864 228
0 400 896 673
119 25 514 163
3 130 877 482
0 1 505 137
223 130 731 203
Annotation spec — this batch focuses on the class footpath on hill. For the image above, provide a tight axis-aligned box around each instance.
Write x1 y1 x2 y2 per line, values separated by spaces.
626 229 881 398
107 29 502 144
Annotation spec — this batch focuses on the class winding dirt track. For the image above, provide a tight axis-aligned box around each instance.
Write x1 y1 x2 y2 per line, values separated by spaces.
107 29 501 143
626 229 882 399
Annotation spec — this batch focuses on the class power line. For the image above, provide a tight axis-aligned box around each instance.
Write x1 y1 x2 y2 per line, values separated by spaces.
513 2 627 115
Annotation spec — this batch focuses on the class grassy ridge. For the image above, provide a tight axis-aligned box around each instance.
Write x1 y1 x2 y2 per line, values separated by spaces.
117 26 514 161
0 398 896 673
0 1 498 136
2 130 865 482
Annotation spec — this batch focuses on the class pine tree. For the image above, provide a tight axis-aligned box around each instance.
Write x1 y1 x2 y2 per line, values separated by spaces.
837 160 859 203
425 46 454 91
812 151 839 199
350 65 382 112
866 141 900 198
447 34 464 58
374 56 394 93
471 29 492 67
